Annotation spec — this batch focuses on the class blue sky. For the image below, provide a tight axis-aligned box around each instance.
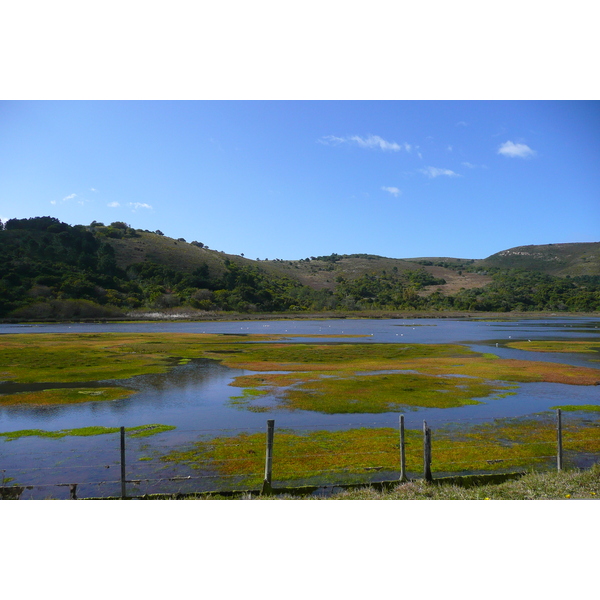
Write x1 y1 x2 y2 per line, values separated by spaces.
1 101 598 260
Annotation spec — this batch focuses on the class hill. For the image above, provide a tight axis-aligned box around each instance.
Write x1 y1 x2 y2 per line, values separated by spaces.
479 242 600 276
1 216 599 318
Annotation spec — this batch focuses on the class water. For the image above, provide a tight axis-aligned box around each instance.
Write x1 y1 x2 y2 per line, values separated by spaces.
1 317 599 497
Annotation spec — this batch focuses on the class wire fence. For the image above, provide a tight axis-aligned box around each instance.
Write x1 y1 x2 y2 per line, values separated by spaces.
1 409 599 499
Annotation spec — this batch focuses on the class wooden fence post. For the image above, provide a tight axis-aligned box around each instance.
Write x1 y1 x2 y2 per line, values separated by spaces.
399 415 407 483
69 484 78 500
261 419 275 495
120 426 127 499
556 409 563 471
423 421 432 482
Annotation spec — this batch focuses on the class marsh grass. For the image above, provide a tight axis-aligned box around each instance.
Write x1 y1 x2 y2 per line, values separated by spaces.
0 423 176 441
159 416 599 488
0 387 136 406
506 341 600 354
551 404 600 412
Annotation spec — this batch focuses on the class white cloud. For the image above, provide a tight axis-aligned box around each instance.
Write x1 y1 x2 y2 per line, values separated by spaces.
456 121 468 127
107 201 120 208
497 140 536 158
129 202 153 211
419 166 460 178
447 145 453 152
381 186 401 197
319 134 410 152
50 199 57 205
62 193 76 202
90 188 98 192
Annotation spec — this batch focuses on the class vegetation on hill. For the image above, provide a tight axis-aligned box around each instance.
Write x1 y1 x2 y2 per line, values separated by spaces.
0 216 598 319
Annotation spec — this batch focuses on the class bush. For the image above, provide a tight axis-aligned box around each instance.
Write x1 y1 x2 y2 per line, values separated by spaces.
9 299 125 320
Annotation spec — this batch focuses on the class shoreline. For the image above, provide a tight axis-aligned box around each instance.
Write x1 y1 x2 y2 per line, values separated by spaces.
1 309 598 325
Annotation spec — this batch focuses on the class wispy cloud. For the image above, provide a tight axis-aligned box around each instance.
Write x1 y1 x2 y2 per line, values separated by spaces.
52 193 78 206
456 121 468 127
497 140 536 159
419 166 460 179
461 162 488 169
381 186 401 197
129 202 153 211
319 134 410 152
90 188 99 193
107 202 120 208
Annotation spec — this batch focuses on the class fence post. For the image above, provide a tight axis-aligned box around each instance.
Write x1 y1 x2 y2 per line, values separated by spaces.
69 484 78 500
556 409 563 471
261 419 275 495
399 415 407 483
423 420 432 482
120 426 127 499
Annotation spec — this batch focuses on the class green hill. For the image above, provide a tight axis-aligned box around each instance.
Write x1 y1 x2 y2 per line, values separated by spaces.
479 242 600 276
1 216 599 318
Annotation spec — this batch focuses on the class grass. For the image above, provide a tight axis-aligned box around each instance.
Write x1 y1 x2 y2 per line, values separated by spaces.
506 341 600 354
260 372 509 413
158 414 600 488
317 464 600 500
3 333 599 411
0 423 176 441
551 404 600 412
0 387 136 406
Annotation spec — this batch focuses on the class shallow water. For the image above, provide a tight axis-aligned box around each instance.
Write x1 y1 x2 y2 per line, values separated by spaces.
1 317 599 497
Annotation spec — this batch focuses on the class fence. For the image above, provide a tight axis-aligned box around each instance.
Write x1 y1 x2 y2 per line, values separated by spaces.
1 409 598 499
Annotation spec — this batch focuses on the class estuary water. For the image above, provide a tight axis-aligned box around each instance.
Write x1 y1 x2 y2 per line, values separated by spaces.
1 317 599 497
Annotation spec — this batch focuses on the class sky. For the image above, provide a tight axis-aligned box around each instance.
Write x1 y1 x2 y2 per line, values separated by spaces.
1 100 598 260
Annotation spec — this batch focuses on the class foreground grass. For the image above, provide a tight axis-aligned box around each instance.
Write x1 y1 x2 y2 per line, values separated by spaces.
320 464 600 500
175 464 600 500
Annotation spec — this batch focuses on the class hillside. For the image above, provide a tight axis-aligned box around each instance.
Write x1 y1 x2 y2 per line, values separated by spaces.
1 216 599 318
479 242 600 276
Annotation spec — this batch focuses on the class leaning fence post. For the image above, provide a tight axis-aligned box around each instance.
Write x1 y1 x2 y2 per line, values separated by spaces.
261 419 275 495
556 409 563 471
399 415 407 482
120 426 127 499
423 420 432 482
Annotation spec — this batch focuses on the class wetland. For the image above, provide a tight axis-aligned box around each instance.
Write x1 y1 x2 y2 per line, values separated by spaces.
1 317 599 498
